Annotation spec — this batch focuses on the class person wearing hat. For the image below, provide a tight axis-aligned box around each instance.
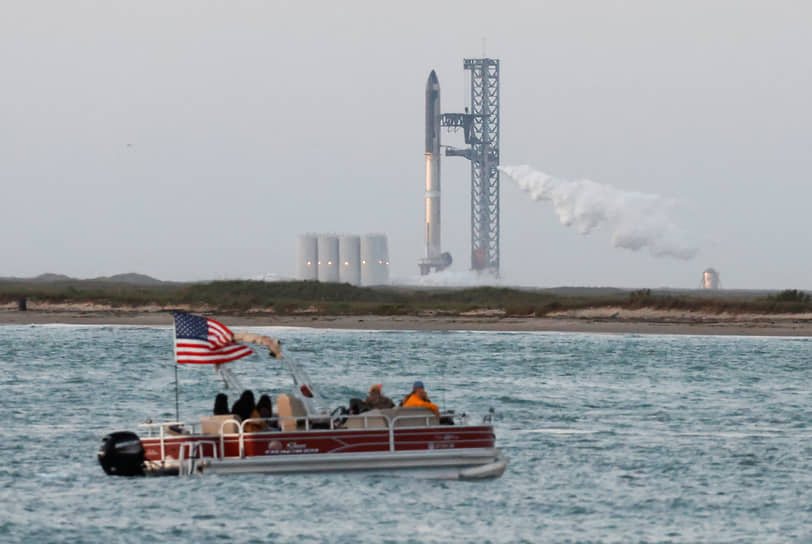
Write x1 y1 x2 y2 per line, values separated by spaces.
401 381 439 415
364 384 395 410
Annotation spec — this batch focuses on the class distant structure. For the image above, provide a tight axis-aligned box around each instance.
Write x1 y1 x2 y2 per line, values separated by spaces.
339 235 361 286
297 233 388 286
297 234 318 281
317 235 339 283
361 234 390 286
418 58 501 277
417 70 451 276
701 268 721 290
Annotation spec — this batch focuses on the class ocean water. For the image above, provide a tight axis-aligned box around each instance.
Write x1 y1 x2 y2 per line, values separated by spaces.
0 325 810 543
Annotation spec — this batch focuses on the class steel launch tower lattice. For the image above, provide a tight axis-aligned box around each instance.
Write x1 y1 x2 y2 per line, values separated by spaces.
442 58 500 275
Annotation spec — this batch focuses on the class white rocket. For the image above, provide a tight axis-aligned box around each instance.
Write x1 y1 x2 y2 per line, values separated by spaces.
418 70 452 275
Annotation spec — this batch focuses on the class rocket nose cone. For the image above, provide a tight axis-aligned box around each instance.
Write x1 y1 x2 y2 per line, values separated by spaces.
427 70 439 88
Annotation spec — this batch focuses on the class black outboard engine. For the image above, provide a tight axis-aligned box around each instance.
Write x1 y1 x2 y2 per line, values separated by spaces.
98 431 145 476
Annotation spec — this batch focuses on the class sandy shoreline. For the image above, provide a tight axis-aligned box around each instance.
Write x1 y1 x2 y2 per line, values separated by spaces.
2 307 812 336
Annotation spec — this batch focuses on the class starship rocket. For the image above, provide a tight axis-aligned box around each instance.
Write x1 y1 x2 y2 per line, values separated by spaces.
418 70 451 275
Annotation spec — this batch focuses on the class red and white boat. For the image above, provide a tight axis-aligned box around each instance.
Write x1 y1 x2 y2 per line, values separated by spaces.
98 323 508 480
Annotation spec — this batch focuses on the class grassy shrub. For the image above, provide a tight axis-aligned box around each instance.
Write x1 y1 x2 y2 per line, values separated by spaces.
4 277 812 317
770 289 811 303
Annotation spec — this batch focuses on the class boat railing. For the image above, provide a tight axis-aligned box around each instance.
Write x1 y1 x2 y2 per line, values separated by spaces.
138 421 199 461
236 413 450 456
385 414 446 452
217 418 243 457
143 411 470 461
236 417 282 457
178 440 218 476
138 421 185 436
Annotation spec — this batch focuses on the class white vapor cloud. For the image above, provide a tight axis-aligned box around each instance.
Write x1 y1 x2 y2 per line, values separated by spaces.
395 269 503 288
501 165 698 260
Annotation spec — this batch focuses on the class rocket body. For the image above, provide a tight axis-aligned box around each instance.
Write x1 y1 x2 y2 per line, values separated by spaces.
418 70 452 275
425 70 441 261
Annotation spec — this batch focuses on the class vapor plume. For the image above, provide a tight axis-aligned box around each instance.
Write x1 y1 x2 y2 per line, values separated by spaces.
500 165 698 260
397 269 503 288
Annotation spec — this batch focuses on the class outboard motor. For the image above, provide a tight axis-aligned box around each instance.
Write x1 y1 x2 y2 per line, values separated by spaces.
98 431 145 476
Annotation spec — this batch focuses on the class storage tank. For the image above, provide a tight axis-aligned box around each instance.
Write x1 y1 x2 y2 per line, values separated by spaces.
317 235 340 283
361 234 390 286
296 234 318 281
339 235 361 286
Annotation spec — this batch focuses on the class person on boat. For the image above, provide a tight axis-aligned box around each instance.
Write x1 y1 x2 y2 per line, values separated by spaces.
231 390 255 422
365 384 394 410
213 393 229 416
401 381 439 415
348 397 369 415
257 394 278 429
245 394 276 432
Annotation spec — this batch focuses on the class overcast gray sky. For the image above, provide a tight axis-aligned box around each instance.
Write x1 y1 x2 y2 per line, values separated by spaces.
2 1 810 289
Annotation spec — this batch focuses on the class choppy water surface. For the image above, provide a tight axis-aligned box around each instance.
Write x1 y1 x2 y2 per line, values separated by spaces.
1 326 810 543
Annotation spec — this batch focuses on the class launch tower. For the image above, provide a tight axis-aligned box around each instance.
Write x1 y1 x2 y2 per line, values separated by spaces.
443 58 501 275
418 58 501 277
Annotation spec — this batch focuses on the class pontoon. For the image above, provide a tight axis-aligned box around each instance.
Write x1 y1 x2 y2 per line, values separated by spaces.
98 328 508 480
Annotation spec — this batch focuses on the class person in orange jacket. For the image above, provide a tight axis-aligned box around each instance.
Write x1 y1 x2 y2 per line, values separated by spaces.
401 381 439 415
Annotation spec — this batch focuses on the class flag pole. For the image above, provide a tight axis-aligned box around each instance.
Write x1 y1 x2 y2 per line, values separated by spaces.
173 318 180 422
174 361 180 422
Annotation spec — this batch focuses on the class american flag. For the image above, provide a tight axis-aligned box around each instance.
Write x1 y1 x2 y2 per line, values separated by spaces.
172 312 253 364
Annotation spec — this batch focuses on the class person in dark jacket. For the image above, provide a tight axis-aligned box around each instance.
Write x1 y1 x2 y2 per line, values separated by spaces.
213 393 229 415
245 394 276 432
231 390 255 422
365 384 394 410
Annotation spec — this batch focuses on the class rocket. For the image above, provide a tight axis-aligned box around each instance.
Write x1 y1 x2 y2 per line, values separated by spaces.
425 70 441 263
418 70 451 275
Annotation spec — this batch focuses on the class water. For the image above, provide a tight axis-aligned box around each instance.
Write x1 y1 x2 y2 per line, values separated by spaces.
1 326 810 543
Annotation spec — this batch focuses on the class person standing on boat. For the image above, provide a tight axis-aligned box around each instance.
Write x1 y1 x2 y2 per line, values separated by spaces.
365 384 395 410
402 381 439 415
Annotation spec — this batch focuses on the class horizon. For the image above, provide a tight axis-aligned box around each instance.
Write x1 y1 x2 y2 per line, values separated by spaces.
2 269 801 294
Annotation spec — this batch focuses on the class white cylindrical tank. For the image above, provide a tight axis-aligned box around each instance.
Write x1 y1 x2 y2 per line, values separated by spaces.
339 235 361 286
361 234 390 286
296 234 318 281
317 235 339 283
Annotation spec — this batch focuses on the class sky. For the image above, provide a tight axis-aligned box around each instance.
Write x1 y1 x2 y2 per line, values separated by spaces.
2 1 811 289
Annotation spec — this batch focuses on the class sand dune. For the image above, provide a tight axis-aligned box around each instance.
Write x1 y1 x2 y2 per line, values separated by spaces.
2 303 811 336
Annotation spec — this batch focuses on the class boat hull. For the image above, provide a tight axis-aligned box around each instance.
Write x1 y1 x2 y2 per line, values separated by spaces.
194 448 507 479
138 425 506 479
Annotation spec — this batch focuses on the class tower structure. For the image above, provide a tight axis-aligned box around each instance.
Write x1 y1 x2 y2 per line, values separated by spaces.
442 58 500 275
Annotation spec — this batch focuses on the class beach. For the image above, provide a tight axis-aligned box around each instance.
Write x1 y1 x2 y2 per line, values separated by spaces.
2 303 812 336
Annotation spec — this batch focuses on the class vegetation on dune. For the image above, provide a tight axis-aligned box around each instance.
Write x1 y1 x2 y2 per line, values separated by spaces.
620 288 812 315
1 279 811 317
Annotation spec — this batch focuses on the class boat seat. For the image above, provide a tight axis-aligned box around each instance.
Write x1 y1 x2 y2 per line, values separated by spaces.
345 407 439 429
345 410 389 429
276 394 307 432
166 424 190 435
200 415 240 435
391 407 439 427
